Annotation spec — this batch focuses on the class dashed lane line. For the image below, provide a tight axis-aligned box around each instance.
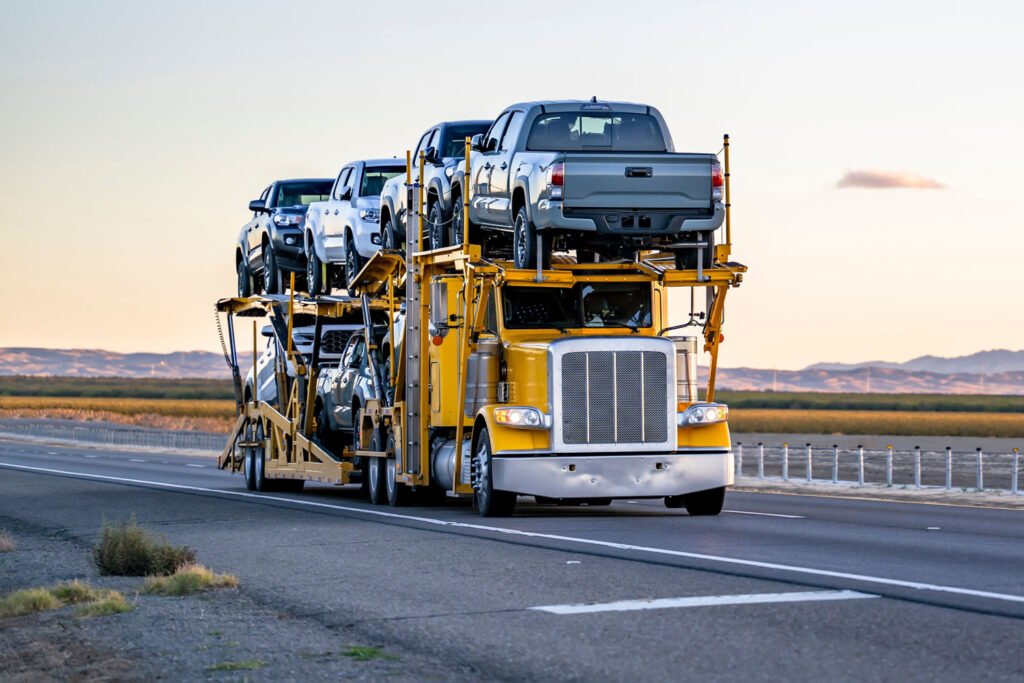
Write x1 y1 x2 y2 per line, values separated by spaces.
3 460 1024 608
531 590 877 615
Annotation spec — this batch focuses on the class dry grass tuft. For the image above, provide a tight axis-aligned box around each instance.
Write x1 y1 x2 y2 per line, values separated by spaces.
0 588 62 618
0 530 14 552
0 396 235 432
75 592 133 619
94 516 195 576
142 563 238 596
49 580 100 605
0 582 132 619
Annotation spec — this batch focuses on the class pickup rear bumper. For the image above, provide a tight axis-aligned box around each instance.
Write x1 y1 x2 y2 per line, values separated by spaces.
534 200 724 236
492 451 733 499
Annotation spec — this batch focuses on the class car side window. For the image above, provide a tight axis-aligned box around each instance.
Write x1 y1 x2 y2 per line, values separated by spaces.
484 112 511 153
351 339 366 369
340 335 359 369
425 129 440 156
413 131 432 161
266 184 278 209
335 168 353 200
499 111 525 152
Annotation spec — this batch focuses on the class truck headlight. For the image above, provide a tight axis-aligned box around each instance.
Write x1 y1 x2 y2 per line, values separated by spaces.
273 214 302 226
678 403 729 426
494 407 549 429
359 208 380 223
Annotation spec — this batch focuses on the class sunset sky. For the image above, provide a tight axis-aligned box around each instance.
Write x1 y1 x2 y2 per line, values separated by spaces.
1 0 1021 370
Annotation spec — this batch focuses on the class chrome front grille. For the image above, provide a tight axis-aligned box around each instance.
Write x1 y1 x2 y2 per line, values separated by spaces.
557 345 671 449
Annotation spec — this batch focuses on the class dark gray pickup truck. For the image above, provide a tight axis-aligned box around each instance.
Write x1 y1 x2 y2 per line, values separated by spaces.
450 99 724 269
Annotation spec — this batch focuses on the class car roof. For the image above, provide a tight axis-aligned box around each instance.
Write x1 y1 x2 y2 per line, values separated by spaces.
500 100 653 115
436 119 493 128
276 178 334 184
360 158 407 167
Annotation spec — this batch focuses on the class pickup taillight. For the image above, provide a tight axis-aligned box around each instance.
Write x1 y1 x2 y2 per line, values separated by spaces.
711 162 724 187
547 162 564 200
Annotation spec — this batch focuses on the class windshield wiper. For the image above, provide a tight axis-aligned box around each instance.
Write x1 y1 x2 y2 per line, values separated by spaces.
596 320 639 333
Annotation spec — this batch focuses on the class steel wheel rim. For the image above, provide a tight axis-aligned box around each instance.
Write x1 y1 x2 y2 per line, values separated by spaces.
306 246 316 293
429 205 441 249
514 216 527 266
368 457 381 497
475 438 490 507
263 250 272 291
345 242 356 285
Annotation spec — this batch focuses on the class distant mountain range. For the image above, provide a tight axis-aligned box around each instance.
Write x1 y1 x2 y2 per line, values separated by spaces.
2 347 1023 394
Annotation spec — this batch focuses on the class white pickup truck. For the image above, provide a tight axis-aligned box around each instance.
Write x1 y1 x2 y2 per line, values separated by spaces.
304 159 405 294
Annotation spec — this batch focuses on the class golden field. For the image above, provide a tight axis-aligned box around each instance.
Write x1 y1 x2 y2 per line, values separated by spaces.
729 408 1024 438
0 396 236 433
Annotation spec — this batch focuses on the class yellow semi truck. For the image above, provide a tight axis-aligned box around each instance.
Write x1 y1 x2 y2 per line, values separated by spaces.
216 136 745 517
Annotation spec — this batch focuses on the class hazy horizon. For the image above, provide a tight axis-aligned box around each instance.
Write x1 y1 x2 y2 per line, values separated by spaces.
2 1 1022 371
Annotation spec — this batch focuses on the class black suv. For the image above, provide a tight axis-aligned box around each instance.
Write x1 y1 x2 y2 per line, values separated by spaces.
236 178 333 295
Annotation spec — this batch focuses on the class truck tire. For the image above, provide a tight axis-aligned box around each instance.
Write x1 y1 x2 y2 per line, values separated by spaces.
513 206 550 271
243 422 256 491
306 242 324 296
385 432 411 507
427 202 445 250
665 486 726 515
472 427 516 517
367 430 386 505
315 401 339 455
344 234 363 295
263 245 280 294
237 259 252 298
253 421 269 492
675 231 715 271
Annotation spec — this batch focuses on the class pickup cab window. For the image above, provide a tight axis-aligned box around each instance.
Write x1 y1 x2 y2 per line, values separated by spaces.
334 168 353 199
526 113 666 152
499 111 525 152
483 112 511 153
275 181 333 207
443 123 490 158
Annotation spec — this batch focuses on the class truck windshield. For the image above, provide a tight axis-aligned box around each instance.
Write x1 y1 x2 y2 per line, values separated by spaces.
444 123 492 158
360 167 405 197
502 283 652 330
276 181 333 207
526 113 666 152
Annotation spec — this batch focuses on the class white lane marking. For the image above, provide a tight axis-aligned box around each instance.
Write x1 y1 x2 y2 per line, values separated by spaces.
47 452 58 455
129 459 147 463
185 464 206 468
84 455 99 459
724 510 804 519
531 590 877 615
928 527 941 530
3 460 1024 607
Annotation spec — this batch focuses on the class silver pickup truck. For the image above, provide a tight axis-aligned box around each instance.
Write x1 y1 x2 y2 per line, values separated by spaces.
450 100 724 269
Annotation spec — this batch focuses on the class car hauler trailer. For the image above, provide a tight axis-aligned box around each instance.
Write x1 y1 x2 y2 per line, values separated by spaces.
216 135 746 516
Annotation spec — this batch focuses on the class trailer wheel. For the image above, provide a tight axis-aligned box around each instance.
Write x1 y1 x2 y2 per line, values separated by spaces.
254 421 269 492
367 430 386 505
243 421 256 491
385 432 410 507
472 427 516 517
666 486 726 515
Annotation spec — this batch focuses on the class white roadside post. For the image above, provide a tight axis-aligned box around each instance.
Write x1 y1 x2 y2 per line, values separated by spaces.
976 448 984 491
805 443 813 482
736 442 743 478
782 443 789 481
914 445 922 488
857 445 864 486
831 445 839 484
945 447 953 490
886 445 894 487
758 443 764 480
1012 448 1020 495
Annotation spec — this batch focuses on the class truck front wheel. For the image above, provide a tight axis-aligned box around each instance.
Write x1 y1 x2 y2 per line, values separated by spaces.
472 427 516 517
665 486 726 516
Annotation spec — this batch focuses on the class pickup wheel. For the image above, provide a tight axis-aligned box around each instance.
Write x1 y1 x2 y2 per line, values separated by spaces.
513 206 550 270
237 259 253 297
314 401 339 455
344 233 363 295
262 245 280 294
451 194 479 247
675 231 715 271
472 427 516 517
382 218 400 251
427 202 445 250
665 486 726 515
306 242 324 296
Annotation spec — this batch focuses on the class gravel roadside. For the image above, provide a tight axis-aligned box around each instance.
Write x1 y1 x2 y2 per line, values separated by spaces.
0 515 475 681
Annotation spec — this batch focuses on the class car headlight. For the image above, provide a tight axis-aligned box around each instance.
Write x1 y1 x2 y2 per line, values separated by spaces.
359 208 380 223
273 214 303 226
494 407 549 430
678 403 729 426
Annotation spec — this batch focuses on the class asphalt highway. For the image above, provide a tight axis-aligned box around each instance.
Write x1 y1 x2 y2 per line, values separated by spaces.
2 437 1023 681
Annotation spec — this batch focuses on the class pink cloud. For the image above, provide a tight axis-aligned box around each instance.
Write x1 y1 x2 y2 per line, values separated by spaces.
836 169 944 189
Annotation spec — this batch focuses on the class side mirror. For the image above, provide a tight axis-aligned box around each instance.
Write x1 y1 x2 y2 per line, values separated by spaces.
249 199 266 213
339 186 353 201
423 146 439 164
261 325 274 338
470 134 485 152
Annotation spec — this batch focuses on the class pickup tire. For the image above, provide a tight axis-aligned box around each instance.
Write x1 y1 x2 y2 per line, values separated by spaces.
472 427 516 517
344 233 362 294
675 231 715 271
237 259 252 297
427 202 446 250
263 245 280 294
513 206 550 270
306 242 324 296
382 218 400 251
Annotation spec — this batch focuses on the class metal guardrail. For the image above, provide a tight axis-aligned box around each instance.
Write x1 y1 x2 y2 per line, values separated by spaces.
735 442 1021 494
0 421 223 453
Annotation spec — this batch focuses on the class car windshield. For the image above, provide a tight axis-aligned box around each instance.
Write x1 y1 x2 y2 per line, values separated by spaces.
525 112 666 152
501 283 652 329
360 167 405 197
443 123 492 158
275 181 332 207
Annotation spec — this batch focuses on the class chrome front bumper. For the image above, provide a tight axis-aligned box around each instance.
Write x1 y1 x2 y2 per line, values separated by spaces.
492 451 733 499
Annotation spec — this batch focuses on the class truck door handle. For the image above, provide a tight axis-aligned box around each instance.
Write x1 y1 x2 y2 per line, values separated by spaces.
625 167 653 178
499 162 508 170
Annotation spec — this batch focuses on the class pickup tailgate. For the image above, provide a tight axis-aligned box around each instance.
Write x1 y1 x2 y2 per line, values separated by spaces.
562 153 714 210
